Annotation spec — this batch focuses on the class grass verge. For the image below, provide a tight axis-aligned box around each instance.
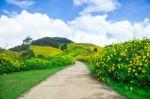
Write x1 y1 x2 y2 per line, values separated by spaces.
85 62 150 99
0 65 69 99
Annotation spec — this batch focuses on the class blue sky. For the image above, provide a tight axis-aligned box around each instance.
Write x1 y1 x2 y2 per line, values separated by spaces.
0 0 150 48
0 0 150 22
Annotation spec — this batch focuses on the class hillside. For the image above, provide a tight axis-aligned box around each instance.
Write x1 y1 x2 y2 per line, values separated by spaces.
9 37 73 52
0 50 20 59
31 37 73 48
59 43 101 57
30 45 62 57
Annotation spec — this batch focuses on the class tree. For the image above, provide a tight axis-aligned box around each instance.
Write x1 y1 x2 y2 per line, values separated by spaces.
94 47 98 52
23 36 32 45
60 43 68 51
20 49 35 59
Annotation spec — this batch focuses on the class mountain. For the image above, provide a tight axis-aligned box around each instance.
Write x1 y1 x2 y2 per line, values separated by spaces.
9 37 73 51
31 37 73 48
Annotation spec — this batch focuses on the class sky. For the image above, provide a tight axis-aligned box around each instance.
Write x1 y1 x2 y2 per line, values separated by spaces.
0 0 150 48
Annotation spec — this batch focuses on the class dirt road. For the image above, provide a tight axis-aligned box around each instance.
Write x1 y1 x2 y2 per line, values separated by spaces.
19 61 124 99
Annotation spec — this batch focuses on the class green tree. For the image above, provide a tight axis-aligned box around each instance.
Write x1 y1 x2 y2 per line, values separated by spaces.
20 50 35 59
94 47 98 52
60 44 68 51
23 36 32 45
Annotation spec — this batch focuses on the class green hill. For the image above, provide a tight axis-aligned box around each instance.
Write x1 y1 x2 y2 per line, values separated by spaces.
30 45 62 57
9 37 73 51
0 50 20 59
31 37 73 48
60 43 101 57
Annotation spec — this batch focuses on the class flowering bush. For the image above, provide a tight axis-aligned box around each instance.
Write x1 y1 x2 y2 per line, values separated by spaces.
0 54 21 73
95 39 150 88
78 39 150 89
0 54 75 73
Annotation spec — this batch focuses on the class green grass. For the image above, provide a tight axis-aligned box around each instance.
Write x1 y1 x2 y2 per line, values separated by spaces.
68 43 101 51
0 65 69 99
59 43 101 57
85 62 150 99
0 50 20 60
30 45 62 57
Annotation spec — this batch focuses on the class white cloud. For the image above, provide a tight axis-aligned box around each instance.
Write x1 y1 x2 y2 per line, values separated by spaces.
0 10 150 48
0 10 73 48
68 15 150 46
6 0 35 8
73 0 120 14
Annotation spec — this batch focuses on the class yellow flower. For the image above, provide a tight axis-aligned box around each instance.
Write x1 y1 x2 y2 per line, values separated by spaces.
138 67 141 70
142 70 145 73
135 73 138 76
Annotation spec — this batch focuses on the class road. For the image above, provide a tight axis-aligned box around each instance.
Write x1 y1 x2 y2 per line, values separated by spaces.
19 61 124 99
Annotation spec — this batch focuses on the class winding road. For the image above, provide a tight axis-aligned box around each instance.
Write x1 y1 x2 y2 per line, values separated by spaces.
19 61 124 99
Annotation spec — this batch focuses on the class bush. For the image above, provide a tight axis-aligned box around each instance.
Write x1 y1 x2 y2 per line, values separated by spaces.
95 39 150 88
0 53 75 74
49 56 75 67
22 58 52 70
0 54 20 73
20 49 35 59
78 39 150 89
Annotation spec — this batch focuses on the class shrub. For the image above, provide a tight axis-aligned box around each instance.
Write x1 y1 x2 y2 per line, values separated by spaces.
78 39 150 89
95 39 150 88
22 58 52 70
20 49 35 59
0 54 20 73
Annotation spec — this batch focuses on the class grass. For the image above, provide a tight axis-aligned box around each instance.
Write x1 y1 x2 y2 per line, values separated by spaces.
68 43 101 51
30 45 62 57
0 65 69 99
0 50 20 60
85 62 150 99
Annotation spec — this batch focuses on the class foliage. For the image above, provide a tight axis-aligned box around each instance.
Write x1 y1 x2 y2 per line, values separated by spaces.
20 49 35 59
78 39 150 89
85 63 150 99
94 47 98 52
30 45 62 57
60 43 68 51
9 37 73 51
0 53 74 74
60 43 101 57
0 54 20 73
21 58 52 69
9 45 29 52
23 36 32 45
0 50 20 60
31 37 73 48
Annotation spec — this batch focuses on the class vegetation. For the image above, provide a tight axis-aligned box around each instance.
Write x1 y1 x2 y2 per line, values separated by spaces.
60 43 68 51
1 36 150 99
30 45 62 57
85 63 150 99
9 37 73 51
0 50 20 60
77 38 150 99
31 37 73 48
0 54 74 74
0 66 69 99
0 36 76 98
59 43 101 57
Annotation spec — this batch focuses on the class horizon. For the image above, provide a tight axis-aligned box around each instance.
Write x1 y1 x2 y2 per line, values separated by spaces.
0 0 150 48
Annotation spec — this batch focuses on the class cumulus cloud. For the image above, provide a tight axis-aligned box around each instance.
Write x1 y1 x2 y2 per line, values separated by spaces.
73 0 120 14
0 10 150 48
0 10 73 48
6 0 35 9
68 15 150 46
